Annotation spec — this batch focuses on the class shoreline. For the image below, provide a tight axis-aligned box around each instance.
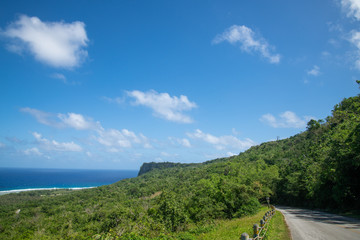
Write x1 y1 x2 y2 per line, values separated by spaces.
0 186 96 196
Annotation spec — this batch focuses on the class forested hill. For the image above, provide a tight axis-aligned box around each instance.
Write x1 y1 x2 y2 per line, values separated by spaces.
237 92 360 210
138 92 360 211
266 93 359 209
0 92 359 239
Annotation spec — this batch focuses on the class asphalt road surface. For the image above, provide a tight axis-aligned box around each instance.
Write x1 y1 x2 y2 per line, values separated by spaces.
277 206 360 240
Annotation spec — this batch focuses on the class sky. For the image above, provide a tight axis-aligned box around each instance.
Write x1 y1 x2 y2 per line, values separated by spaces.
0 0 359 170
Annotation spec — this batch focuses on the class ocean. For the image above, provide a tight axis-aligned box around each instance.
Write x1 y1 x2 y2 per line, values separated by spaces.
0 168 138 194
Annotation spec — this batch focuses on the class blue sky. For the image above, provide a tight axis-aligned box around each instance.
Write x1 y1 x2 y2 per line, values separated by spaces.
0 0 359 170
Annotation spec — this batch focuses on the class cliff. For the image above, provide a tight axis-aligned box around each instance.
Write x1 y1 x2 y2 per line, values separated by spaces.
138 161 195 176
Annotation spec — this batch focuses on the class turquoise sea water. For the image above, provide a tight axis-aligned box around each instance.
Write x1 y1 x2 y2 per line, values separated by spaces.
0 168 138 193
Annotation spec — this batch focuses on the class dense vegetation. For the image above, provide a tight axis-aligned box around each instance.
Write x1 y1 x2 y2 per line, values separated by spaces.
264 93 360 210
0 87 359 239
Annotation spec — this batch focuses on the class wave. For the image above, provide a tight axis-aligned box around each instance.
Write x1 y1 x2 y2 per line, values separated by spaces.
0 187 96 195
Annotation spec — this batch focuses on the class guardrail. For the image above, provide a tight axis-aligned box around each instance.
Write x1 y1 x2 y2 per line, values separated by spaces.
240 205 276 240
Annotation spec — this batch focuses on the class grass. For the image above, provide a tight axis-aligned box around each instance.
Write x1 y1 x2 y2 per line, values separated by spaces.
111 206 291 240
187 206 289 240
265 210 291 240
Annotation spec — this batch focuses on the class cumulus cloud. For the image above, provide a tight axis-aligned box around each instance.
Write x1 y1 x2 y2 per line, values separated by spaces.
20 107 59 127
51 73 67 82
341 0 360 21
179 138 191 148
187 129 256 151
336 1 360 70
22 107 153 151
51 73 80 85
307 65 321 76
2 15 88 68
169 137 192 148
127 90 197 123
21 108 100 130
213 25 280 63
24 147 43 156
348 30 360 70
260 111 315 128
96 128 152 150
58 113 100 130
32 132 82 152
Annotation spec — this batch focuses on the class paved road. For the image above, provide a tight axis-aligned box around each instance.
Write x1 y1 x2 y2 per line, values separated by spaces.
277 206 360 240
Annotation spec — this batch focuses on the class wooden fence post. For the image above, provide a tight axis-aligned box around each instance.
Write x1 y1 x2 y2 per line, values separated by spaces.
240 232 249 240
253 223 259 238
260 219 265 227
241 208 276 239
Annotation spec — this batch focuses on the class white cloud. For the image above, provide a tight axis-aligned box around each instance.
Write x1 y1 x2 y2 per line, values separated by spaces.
304 115 317 122
21 108 100 130
96 128 152 150
160 152 171 157
108 148 121 153
58 113 100 130
232 128 240 135
335 1 360 70
2 15 88 68
187 129 256 151
20 107 59 127
213 25 280 63
22 107 153 151
97 129 133 148
32 132 82 152
187 129 219 145
260 111 315 128
127 90 197 123
341 0 360 21
261 114 277 127
0 142 6 148
179 138 191 148
348 30 360 70
51 73 67 83
24 147 43 156
51 73 80 85
168 137 192 148
307 65 321 76
226 152 237 157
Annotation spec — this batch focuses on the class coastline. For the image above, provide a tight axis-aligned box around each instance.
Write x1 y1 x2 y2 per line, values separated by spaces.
0 186 96 196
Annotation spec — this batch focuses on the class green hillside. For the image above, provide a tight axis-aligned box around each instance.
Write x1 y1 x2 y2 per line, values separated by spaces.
0 89 359 239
